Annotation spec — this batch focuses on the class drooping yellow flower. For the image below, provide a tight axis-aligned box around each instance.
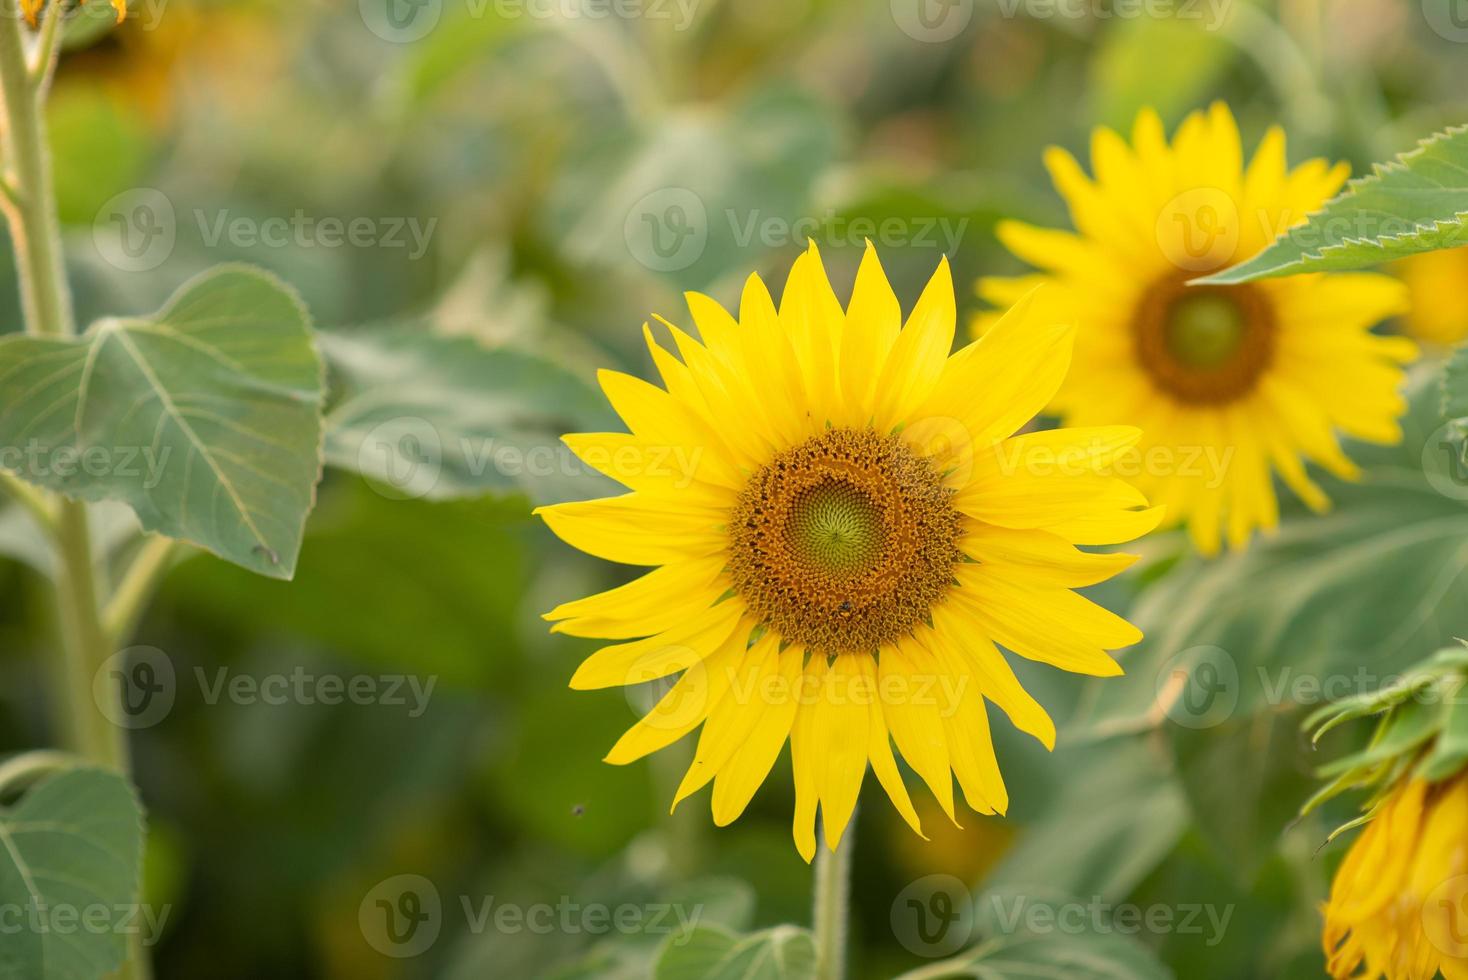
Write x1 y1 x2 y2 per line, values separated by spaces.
978 103 1416 555
1323 774 1468 980
538 242 1160 859
1397 246 1468 347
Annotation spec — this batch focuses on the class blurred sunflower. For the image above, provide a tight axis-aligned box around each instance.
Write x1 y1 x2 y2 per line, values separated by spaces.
22 0 125 26
538 242 1160 860
1396 246 1468 347
1323 774 1468 979
978 103 1416 555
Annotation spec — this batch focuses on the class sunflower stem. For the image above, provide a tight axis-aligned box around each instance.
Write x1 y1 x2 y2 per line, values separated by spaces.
0 9 150 980
813 812 854 980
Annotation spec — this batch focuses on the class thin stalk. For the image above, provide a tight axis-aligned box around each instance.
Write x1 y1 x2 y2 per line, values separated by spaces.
0 1 73 338
813 814 854 980
0 9 149 979
0 466 56 533
104 536 179 644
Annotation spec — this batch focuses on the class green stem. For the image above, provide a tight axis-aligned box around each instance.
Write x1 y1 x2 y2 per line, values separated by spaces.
813 813 854 980
0 2 73 338
0 9 149 979
0 749 70 797
104 536 179 644
0 465 56 533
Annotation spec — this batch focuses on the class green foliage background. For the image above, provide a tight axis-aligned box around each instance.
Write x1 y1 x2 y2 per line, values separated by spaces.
3 0 1468 977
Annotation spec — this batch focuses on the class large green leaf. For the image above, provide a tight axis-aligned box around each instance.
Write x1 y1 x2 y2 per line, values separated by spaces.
924 889 1174 980
0 265 324 579
0 766 145 980
654 925 816 980
985 739 1188 902
1078 368 1468 736
319 327 614 504
1200 125 1468 284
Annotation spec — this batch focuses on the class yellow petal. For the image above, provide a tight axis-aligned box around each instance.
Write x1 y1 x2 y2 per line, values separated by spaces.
536 493 725 566
569 602 746 690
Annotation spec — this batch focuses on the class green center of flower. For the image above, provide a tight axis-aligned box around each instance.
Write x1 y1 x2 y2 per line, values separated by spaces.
1165 292 1247 368
1133 276 1277 405
728 428 962 655
787 482 884 576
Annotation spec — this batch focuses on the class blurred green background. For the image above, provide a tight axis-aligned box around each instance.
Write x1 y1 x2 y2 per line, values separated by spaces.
4 0 1468 977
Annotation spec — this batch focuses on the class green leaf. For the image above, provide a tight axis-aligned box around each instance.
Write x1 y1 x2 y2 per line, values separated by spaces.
1444 344 1468 421
986 739 1188 902
1419 680 1468 781
0 265 325 578
319 327 613 504
654 925 816 980
0 766 145 980
947 890 1174 980
1199 125 1468 284
1317 700 1439 777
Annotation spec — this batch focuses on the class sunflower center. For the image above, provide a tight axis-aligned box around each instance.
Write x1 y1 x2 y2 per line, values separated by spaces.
1133 275 1277 405
787 482 884 575
729 428 962 655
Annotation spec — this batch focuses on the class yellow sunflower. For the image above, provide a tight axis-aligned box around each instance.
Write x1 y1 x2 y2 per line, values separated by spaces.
978 102 1416 555
1323 773 1468 980
1397 246 1468 348
537 242 1160 860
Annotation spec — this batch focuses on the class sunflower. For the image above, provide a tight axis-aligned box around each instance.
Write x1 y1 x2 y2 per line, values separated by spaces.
1397 246 1468 347
21 0 125 26
978 102 1416 555
537 242 1160 859
1323 773 1468 979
